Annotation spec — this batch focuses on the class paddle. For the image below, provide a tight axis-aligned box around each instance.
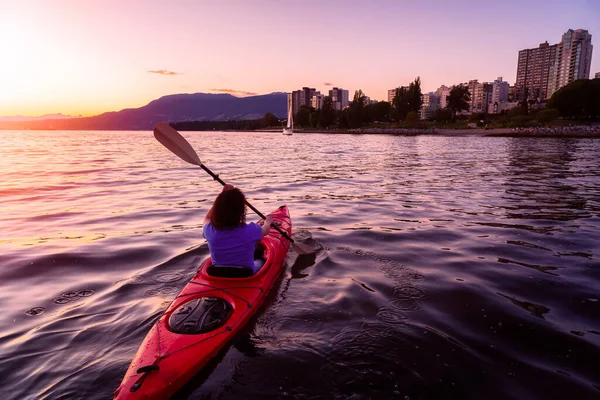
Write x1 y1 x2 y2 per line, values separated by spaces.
153 122 315 255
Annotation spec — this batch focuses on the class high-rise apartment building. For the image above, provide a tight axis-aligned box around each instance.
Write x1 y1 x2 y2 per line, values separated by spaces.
289 87 318 116
515 41 557 102
312 93 325 109
329 87 349 110
548 29 593 97
515 29 593 101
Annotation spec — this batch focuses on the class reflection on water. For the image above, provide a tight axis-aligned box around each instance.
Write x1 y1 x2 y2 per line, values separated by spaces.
0 131 599 400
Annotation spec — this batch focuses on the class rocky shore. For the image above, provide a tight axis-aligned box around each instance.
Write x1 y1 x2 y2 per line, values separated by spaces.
338 125 600 138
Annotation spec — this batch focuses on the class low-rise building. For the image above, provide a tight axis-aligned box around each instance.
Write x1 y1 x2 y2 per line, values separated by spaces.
595 72 600 79
488 101 520 114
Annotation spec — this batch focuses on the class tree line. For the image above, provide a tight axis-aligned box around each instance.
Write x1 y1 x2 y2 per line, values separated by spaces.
173 77 599 131
290 77 475 129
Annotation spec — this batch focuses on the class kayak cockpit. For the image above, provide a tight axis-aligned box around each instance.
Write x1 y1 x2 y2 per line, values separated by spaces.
205 265 254 278
168 297 233 334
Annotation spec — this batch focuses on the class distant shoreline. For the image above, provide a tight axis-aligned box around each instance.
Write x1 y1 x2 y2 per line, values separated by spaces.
3 127 599 138
257 127 600 138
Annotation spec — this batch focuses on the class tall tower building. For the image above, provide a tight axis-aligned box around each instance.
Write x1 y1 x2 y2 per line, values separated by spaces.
515 41 558 102
329 87 349 110
289 87 317 116
548 29 593 97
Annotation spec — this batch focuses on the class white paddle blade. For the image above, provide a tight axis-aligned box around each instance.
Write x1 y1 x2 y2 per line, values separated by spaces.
153 122 202 166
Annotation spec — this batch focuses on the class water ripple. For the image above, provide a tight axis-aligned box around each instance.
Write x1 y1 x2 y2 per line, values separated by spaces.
0 132 599 400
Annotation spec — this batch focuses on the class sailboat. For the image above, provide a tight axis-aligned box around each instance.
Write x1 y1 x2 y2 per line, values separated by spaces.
283 107 293 135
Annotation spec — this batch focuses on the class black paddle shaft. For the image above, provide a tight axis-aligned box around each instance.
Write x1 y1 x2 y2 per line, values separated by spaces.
199 163 296 243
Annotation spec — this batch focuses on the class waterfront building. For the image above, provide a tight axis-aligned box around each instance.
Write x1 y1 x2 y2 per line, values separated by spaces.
486 77 511 114
515 41 557 102
329 87 349 110
515 29 593 101
420 93 440 120
491 77 509 104
549 29 593 97
289 87 318 116
465 80 493 114
435 85 452 109
508 86 516 102
387 86 409 104
387 89 396 103
312 93 325 109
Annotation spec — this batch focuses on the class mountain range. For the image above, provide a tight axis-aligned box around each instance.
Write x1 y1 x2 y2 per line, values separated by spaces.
0 114 80 122
0 92 287 130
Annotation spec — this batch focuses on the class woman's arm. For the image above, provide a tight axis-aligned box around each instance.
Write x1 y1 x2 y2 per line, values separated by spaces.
203 206 214 224
261 215 273 237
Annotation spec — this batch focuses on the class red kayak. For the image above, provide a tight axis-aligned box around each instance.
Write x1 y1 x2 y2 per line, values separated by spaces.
114 205 292 399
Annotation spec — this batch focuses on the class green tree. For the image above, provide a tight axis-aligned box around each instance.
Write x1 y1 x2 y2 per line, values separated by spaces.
392 87 409 122
372 101 391 122
295 107 311 128
407 77 423 113
319 96 336 127
434 108 452 123
507 105 526 118
347 89 367 128
339 109 349 129
309 110 321 128
262 112 279 128
446 85 471 119
547 79 600 118
352 89 367 107
405 111 418 127
536 108 560 124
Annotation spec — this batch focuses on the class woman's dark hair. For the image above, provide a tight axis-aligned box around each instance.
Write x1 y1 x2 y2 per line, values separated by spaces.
210 188 247 229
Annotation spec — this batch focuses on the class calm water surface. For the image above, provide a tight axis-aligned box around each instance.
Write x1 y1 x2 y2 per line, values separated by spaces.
0 131 599 400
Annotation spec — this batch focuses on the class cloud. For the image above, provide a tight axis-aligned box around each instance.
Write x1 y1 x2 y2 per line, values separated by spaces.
148 69 181 76
209 88 258 97
324 82 333 86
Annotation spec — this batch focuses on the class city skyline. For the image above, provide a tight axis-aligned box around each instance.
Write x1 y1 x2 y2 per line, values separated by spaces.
1 0 599 117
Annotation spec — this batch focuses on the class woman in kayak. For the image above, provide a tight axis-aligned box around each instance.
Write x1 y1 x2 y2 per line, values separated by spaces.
203 184 273 274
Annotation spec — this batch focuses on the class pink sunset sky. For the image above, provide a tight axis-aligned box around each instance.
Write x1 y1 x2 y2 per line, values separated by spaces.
0 0 598 117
